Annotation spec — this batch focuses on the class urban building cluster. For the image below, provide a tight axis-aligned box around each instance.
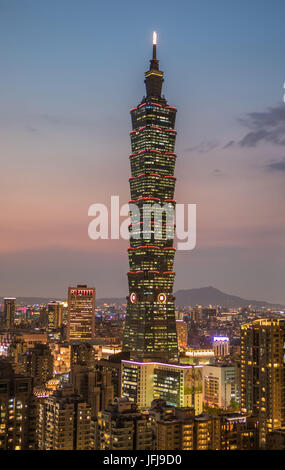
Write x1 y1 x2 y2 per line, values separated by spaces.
1 292 284 450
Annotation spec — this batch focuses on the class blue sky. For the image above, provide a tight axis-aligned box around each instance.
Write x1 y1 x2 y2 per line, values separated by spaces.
0 0 285 302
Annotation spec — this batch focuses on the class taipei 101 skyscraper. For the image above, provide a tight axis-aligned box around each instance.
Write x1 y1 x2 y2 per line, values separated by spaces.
123 33 179 362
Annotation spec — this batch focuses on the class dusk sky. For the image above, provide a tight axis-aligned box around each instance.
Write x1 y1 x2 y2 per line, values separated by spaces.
1 0 285 303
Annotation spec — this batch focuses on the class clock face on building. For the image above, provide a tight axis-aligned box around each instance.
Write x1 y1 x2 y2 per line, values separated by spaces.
157 292 167 304
130 292 137 304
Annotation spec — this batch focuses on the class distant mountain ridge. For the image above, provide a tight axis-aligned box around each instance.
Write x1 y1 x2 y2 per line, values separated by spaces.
174 286 283 308
1 287 283 308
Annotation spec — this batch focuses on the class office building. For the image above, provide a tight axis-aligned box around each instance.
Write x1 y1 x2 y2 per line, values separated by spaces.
37 386 91 450
121 360 203 414
67 285 95 341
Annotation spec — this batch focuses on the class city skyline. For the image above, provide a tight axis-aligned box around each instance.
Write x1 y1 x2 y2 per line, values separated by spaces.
1 0 285 303
0 4 284 452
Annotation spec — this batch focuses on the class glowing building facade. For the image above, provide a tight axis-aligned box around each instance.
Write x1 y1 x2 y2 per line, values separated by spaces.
67 285 95 341
123 34 178 362
176 320 188 349
121 360 203 415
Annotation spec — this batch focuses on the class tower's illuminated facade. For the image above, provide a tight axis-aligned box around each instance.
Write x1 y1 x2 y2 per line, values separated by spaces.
123 34 178 361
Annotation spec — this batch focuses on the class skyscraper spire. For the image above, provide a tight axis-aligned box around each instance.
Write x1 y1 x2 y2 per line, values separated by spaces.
145 31 164 98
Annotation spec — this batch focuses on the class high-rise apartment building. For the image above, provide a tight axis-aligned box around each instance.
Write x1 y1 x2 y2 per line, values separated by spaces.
98 397 152 450
71 364 114 419
219 413 258 450
3 297 16 330
123 34 178 362
0 360 35 450
26 343 54 386
37 387 91 450
153 404 195 450
240 318 285 447
149 398 257 450
67 285 95 341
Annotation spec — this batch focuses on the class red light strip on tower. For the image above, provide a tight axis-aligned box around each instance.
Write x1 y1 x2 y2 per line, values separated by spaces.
128 270 161 275
130 173 161 180
129 173 175 180
136 245 160 249
132 196 160 202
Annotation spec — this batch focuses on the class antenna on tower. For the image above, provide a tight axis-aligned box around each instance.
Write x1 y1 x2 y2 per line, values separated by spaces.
152 31 157 60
